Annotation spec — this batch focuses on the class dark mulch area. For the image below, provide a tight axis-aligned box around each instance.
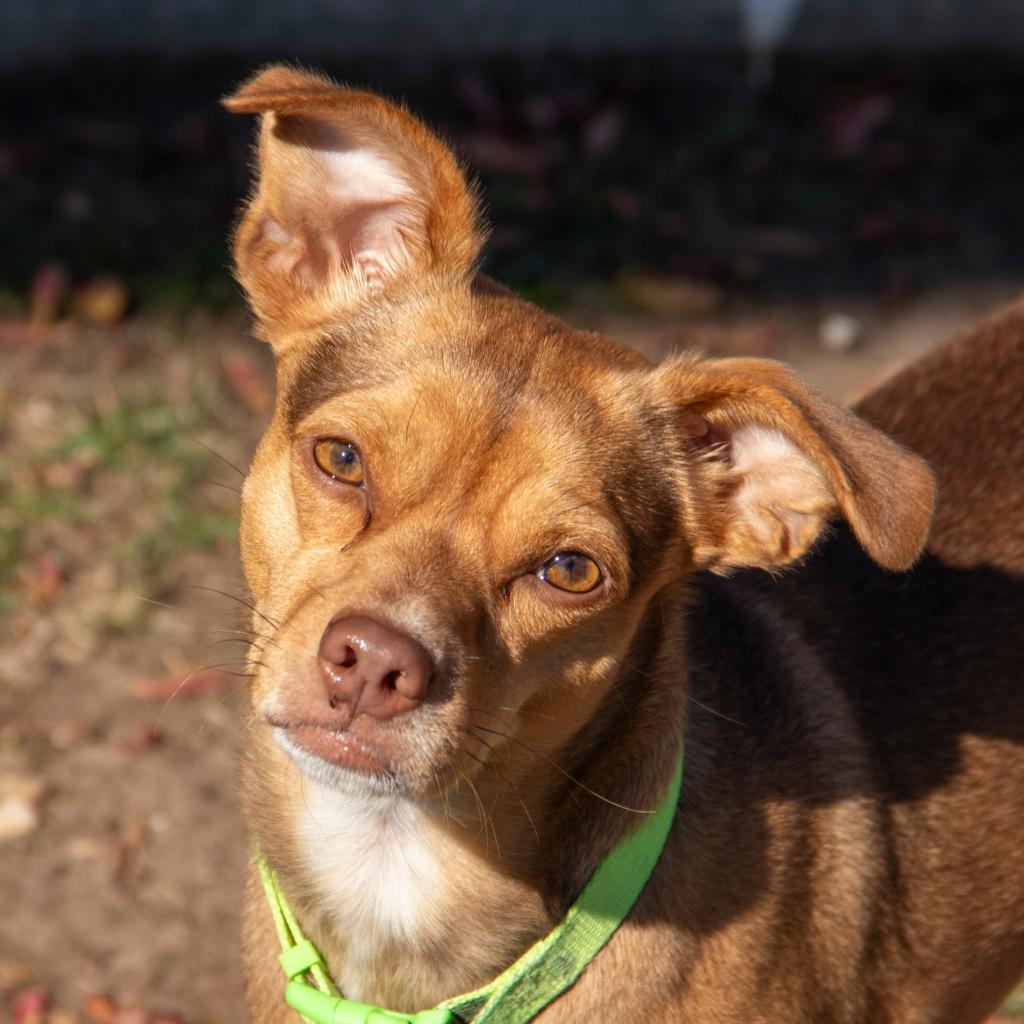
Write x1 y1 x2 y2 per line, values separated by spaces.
4 51 1024 315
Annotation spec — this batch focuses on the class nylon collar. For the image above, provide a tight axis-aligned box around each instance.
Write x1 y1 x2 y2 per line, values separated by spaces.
258 746 683 1024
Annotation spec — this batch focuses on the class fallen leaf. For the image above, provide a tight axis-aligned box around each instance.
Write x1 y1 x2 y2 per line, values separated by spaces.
67 835 105 862
112 1010 147 1024
220 351 272 413
581 104 624 157
825 89 896 160
23 552 65 606
29 264 70 327
462 133 550 177
48 722 91 750
615 272 722 318
111 818 147 882
12 988 49 1024
72 277 129 327
81 994 117 1024
0 721 90 749
114 725 162 756
130 668 227 701
0 775 45 840
0 961 32 996
41 457 89 490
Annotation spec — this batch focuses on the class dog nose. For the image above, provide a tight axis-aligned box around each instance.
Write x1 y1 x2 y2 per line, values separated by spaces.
318 615 432 720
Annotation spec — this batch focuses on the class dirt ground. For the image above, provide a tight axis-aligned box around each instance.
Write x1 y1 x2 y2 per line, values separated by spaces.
2 279 1023 1023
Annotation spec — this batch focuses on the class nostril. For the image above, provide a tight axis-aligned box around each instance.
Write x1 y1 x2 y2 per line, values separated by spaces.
318 614 433 719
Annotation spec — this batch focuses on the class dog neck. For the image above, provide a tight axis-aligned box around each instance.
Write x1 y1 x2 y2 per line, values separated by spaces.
246 588 687 1012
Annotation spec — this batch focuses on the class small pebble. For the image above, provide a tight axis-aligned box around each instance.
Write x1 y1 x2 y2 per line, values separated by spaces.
818 312 862 353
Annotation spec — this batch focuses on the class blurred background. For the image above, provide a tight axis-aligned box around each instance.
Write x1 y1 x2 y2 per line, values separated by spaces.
2 2 1024 1021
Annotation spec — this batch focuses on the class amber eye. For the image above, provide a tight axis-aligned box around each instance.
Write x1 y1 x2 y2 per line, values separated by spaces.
538 552 602 594
312 439 364 485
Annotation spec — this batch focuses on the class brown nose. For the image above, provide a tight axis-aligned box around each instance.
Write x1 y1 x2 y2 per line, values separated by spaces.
318 615 432 721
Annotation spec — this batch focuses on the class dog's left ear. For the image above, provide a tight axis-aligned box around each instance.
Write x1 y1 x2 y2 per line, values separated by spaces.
654 355 936 572
222 65 483 343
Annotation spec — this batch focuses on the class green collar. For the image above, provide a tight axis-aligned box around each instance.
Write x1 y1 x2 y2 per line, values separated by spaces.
258 747 683 1024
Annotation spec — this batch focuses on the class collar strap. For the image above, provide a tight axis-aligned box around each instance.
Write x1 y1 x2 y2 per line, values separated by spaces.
259 746 683 1024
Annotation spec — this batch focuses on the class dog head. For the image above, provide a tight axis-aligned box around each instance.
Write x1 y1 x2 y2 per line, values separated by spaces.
223 66 935 802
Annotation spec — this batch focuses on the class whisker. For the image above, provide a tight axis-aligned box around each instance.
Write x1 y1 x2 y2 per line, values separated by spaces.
196 681 251 737
154 660 249 727
628 664 746 729
200 478 242 496
471 723 653 815
683 693 746 728
404 390 423 443
465 703 558 725
464 730 541 846
204 627 280 649
185 585 279 630
189 435 246 478
462 770 500 859
200 636 267 655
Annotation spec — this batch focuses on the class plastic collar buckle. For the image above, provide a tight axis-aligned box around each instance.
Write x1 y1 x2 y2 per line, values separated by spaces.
285 979 456 1024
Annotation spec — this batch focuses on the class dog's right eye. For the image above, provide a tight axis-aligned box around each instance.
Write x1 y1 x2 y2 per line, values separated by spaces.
313 439 365 485
538 552 602 594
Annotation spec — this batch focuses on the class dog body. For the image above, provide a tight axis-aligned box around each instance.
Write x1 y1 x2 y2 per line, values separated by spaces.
224 67 1024 1023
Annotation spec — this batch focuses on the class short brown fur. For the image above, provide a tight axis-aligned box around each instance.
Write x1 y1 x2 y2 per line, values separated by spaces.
222 66 1024 1023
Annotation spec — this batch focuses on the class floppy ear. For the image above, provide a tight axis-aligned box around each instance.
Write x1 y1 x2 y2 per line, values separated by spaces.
655 355 936 572
222 65 483 341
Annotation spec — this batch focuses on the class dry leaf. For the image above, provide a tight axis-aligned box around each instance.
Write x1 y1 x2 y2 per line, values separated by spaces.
12 988 49 1024
81 994 117 1024
220 351 272 413
29 264 70 327
616 272 722 318
23 552 65 606
0 961 32 996
72 277 129 327
114 725 162 756
0 775 45 840
130 669 227 701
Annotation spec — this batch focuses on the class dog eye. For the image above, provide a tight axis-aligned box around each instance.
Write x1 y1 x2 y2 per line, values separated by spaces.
312 439 364 485
538 552 602 594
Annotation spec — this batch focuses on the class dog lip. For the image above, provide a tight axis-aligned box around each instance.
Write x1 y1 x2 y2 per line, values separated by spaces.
270 719 393 776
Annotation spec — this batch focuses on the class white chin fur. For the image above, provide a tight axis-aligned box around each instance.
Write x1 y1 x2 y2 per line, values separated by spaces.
272 727 404 798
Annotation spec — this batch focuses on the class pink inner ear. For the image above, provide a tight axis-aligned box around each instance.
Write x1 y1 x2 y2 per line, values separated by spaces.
258 116 425 295
683 414 732 461
726 424 835 561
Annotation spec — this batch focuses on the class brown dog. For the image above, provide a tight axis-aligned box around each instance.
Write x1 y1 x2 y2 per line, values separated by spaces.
222 65 1024 1023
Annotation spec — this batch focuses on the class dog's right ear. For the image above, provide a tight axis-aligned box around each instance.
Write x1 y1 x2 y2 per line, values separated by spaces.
222 65 483 346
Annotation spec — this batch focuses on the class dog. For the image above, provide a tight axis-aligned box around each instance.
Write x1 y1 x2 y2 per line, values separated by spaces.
222 65 1024 1023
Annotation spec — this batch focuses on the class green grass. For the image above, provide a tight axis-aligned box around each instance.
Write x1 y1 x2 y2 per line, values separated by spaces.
0 389 239 616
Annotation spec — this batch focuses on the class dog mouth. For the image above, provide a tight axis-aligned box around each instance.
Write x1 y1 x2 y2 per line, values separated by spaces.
270 721 395 780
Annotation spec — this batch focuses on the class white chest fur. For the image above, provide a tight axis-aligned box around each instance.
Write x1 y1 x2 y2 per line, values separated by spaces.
292 778 450 997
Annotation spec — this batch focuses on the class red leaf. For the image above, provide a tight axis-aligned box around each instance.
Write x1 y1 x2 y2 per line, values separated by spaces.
81 994 117 1024
130 669 228 701
221 351 272 414
12 987 49 1024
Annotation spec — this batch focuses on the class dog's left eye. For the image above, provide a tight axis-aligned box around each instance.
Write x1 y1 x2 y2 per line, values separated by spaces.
538 552 602 594
313 439 364 485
